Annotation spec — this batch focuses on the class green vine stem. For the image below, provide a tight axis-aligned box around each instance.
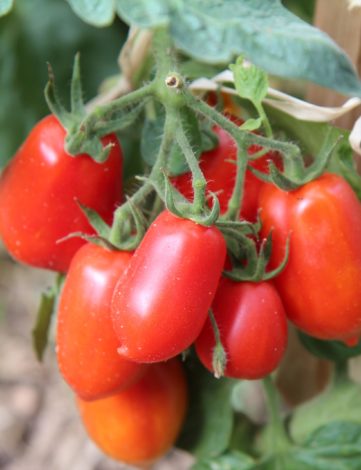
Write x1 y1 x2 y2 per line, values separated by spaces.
73 83 154 136
153 27 179 80
262 376 290 454
223 147 248 221
333 360 348 386
184 92 301 161
256 102 273 139
175 112 207 215
108 105 177 247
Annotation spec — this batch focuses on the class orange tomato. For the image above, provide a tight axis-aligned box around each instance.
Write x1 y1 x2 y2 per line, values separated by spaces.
77 360 188 466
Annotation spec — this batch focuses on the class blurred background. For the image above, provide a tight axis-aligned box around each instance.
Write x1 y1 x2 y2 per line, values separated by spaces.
2 1 361 469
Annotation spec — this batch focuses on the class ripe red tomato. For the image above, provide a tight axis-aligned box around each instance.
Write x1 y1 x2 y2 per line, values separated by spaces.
57 243 143 401
259 173 361 344
173 125 280 221
195 279 288 379
0 115 123 272
111 210 227 363
77 359 188 466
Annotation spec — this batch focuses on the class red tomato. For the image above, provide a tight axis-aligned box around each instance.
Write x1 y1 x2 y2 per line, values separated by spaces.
0 115 123 272
57 243 143 401
259 173 361 343
195 279 288 379
77 359 188 466
111 210 227 363
173 125 280 221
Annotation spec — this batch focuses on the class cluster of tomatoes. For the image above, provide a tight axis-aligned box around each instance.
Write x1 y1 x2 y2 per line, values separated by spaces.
2 106 361 466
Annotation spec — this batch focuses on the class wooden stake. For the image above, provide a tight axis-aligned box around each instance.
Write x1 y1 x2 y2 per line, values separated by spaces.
307 0 361 129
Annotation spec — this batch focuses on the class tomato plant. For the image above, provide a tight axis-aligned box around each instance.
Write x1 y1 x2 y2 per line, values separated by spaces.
0 115 123 272
260 173 361 344
196 279 288 379
56 243 144 401
77 359 188 466
173 124 281 221
3 1 361 469
111 210 227 363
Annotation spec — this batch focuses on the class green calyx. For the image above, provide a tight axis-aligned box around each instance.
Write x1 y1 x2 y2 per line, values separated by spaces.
56 198 148 252
208 309 227 379
45 53 110 163
45 53 151 163
108 197 148 251
222 226 290 283
165 175 221 227
251 127 343 191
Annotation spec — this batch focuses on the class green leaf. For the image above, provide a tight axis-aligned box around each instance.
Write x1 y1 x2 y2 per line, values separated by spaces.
327 142 361 201
283 0 315 23
115 0 170 27
192 451 255 470
177 357 235 458
115 0 361 97
298 331 361 363
290 379 361 445
256 422 361 470
251 455 293 470
32 274 63 361
77 202 111 239
141 105 202 176
66 0 115 26
229 414 258 456
0 0 13 16
289 422 361 470
239 118 262 132
267 106 356 191
305 421 361 447
0 0 126 168
231 57 268 106
179 59 224 80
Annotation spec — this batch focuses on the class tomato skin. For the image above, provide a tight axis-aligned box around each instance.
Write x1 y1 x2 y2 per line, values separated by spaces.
57 243 143 401
0 115 123 272
77 359 188 466
173 125 280 221
195 279 288 379
111 210 227 363
259 173 361 342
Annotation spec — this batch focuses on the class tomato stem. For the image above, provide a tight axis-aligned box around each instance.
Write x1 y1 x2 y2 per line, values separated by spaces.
109 104 177 247
223 147 248 221
333 360 348 385
262 376 290 453
185 93 301 159
81 82 155 137
175 114 208 215
255 102 273 139
208 309 227 378
153 27 178 79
